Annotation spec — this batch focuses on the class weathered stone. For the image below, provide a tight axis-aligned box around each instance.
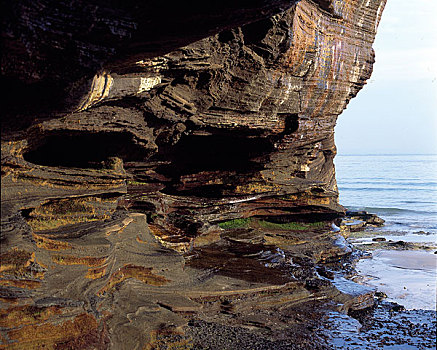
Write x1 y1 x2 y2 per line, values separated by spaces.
1 0 387 348
346 210 386 226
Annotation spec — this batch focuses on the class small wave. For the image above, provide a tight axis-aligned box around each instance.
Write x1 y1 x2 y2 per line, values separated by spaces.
345 206 437 215
401 200 436 204
339 187 436 192
338 181 437 187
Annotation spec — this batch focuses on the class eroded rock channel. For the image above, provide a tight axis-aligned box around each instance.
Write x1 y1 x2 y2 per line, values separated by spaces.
4 0 431 348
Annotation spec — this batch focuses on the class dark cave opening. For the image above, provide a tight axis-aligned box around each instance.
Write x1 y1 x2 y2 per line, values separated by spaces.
155 132 273 177
0 77 66 133
153 131 274 197
23 132 148 168
241 17 272 45
279 113 299 135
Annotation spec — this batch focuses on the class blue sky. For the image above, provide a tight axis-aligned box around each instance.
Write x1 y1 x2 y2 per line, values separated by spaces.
335 0 437 155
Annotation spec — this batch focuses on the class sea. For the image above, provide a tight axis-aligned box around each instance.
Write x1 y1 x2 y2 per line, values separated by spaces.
335 154 437 236
334 154 437 310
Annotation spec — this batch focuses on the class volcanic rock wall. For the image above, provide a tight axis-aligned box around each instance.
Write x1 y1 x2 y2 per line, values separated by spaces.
1 0 385 348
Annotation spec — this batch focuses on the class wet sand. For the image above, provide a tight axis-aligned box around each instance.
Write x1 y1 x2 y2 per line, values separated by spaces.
321 228 436 349
355 249 437 310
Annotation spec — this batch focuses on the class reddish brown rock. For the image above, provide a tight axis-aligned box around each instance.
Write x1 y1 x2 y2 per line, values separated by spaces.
1 0 386 348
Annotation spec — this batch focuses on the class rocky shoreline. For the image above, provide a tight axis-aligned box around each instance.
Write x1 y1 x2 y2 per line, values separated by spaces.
5 0 432 347
323 211 436 349
1 202 435 348
183 211 437 350
122 210 436 349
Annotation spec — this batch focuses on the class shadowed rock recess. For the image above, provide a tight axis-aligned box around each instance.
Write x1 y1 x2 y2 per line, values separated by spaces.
1 0 387 348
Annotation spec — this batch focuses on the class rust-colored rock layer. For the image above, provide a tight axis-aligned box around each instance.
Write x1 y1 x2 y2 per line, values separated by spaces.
1 0 385 348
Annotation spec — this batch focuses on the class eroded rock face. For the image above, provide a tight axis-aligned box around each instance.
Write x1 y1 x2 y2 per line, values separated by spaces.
1 0 298 121
1 0 386 348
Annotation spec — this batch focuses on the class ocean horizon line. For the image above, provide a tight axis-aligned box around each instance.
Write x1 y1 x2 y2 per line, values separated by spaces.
336 153 437 156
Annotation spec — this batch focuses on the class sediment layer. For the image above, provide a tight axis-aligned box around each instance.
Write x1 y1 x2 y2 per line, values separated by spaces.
1 0 386 348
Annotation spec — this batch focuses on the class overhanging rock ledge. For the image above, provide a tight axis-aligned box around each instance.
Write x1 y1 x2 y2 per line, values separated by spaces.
1 0 386 348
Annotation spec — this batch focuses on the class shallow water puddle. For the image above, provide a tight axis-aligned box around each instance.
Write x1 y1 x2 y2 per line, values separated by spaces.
323 305 436 349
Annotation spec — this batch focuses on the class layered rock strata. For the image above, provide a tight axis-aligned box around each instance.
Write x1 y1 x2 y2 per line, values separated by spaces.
1 0 386 348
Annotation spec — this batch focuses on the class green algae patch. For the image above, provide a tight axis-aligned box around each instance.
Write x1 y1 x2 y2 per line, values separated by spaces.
218 218 325 231
258 220 325 230
258 221 308 230
127 180 150 186
218 218 252 229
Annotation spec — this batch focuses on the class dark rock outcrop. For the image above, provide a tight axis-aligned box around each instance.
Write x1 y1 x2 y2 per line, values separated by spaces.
341 211 385 232
1 0 386 348
1 0 298 120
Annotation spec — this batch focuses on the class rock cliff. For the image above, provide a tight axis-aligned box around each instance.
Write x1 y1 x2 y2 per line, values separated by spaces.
1 0 386 348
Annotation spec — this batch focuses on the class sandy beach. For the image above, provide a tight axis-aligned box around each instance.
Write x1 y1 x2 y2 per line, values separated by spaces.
355 249 437 310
